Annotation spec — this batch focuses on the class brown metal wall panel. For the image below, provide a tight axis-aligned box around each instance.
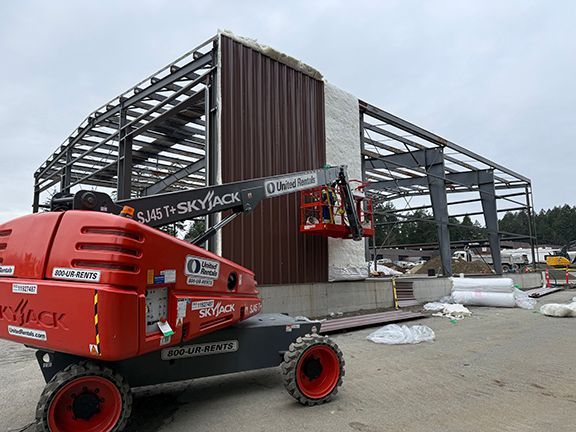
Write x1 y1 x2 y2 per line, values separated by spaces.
219 35 327 285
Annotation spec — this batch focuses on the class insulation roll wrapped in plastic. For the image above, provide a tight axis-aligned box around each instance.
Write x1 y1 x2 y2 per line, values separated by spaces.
452 290 516 307
451 277 514 293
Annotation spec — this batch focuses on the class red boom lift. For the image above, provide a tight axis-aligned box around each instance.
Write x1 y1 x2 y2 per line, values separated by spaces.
0 165 373 431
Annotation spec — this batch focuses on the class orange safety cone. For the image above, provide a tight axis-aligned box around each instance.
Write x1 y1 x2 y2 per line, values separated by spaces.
545 267 551 288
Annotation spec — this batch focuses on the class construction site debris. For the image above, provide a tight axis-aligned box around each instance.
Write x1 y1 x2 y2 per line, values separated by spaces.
367 324 435 345
368 263 402 277
430 304 472 320
321 310 425 333
416 257 492 275
513 289 537 310
540 301 576 317
526 286 564 298
423 302 447 312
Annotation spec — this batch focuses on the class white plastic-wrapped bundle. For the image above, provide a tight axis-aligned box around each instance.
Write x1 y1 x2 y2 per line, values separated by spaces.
451 277 514 293
367 324 435 345
540 302 576 317
452 290 516 307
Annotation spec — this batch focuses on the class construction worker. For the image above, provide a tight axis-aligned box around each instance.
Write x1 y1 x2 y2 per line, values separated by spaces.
321 183 338 222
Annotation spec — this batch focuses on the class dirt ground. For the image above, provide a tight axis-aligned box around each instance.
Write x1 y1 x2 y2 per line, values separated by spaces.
2 290 575 432
416 256 492 275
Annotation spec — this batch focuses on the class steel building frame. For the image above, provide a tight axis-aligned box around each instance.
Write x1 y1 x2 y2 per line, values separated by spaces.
33 34 536 277
360 101 536 275
34 36 218 212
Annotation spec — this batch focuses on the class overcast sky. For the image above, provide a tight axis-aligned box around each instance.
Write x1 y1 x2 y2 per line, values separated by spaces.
1 0 574 223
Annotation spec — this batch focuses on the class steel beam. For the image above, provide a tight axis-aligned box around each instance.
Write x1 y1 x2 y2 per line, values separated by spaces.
360 101 530 183
142 158 206 196
36 52 213 179
362 122 513 185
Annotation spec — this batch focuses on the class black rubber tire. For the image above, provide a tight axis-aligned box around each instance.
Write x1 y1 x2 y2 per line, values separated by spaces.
35 361 132 432
281 334 345 406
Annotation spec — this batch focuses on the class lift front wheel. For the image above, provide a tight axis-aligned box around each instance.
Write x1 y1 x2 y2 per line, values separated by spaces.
281 334 344 405
36 362 132 432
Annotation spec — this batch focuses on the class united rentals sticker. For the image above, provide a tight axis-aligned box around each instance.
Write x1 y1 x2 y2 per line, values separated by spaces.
185 256 219 286
264 173 318 198
52 268 101 283
0 266 15 276
8 325 47 341
161 340 239 360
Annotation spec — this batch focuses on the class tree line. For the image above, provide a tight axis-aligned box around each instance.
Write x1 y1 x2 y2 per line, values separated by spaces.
371 202 484 247
499 205 576 246
371 203 576 248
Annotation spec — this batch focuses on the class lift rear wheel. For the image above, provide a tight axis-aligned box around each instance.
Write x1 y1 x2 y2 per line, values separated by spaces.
36 362 132 432
281 334 344 405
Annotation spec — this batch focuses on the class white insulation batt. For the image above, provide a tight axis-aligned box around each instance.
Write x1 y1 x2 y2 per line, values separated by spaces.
218 30 323 80
325 83 368 281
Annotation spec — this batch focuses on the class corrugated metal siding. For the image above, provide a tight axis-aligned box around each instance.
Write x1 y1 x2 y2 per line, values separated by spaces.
219 35 327 285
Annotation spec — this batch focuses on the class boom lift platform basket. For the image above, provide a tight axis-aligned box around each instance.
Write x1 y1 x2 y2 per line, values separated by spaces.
300 180 374 239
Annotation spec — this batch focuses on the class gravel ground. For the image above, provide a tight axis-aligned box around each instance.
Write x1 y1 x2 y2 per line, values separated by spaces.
1 290 575 432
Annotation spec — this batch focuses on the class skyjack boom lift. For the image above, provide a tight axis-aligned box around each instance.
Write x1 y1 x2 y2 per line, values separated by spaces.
0 165 373 432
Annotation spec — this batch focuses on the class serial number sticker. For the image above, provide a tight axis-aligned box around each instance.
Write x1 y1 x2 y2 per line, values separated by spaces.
52 268 101 282
191 300 214 311
8 325 47 341
12 283 38 295
161 340 239 360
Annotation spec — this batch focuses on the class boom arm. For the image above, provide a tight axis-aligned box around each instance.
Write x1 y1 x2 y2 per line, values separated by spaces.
52 165 364 241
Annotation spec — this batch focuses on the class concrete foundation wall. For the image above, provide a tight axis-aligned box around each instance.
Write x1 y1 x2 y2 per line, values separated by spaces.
259 279 395 317
259 273 543 317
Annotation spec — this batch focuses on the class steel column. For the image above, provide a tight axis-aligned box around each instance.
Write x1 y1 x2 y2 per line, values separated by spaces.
478 170 502 273
60 148 73 192
426 149 452 276
117 107 133 200
32 183 40 213
207 64 219 254
525 186 537 265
